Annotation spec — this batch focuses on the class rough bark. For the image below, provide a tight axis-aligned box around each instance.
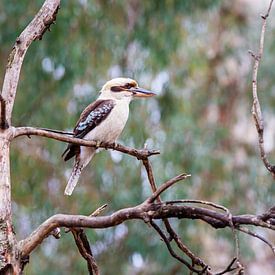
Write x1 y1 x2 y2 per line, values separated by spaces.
0 0 61 273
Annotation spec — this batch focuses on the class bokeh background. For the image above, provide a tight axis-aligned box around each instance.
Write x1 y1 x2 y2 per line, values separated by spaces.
0 0 274 274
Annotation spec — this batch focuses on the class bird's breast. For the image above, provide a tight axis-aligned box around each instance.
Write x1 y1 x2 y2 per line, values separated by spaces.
84 100 129 143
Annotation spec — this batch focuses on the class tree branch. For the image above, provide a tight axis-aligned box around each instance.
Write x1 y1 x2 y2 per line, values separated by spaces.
12 126 160 159
0 0 60 125
147 173 191 203
18 199 275 265
71 228 99 275
249 0 275 175
142 159 207 269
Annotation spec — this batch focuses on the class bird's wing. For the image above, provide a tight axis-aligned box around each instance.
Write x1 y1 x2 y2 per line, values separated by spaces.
62 99 115 161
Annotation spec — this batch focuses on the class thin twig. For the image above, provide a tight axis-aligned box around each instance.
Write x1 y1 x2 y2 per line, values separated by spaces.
249 0 275 175
150 220 208 274
90 204 108 217
215 258 238 275
71 228 99 275
147 173 191 203
142 159 207 268
238 226 275 255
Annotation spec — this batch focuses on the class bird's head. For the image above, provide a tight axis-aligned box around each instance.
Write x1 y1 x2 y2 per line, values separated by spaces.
99 77 156 101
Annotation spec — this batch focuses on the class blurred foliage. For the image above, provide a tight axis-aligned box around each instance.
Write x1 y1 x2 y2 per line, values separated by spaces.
0 0 274 274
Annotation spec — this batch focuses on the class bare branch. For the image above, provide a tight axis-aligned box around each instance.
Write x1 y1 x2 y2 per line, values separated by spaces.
12 126 160 159
142 159 207 270
71 228 99 275
238 226 275 255
0 0 60 125
249 0 275 175
18 200 275 263
215 258 238 275
147 173 191 203
149 220 207 274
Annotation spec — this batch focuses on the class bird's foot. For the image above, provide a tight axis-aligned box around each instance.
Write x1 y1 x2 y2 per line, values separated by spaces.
95 140 101 148
112 142 118 149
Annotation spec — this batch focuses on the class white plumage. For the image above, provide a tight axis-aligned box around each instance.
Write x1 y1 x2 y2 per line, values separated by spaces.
63 77 155 195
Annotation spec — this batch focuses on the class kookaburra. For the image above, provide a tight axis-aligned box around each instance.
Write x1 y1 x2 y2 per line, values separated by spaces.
62 77 156 195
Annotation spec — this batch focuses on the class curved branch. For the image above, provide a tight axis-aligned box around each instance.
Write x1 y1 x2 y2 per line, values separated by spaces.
12 126 160 159
1 0 60 125
249 0 275 175
18 201 275 260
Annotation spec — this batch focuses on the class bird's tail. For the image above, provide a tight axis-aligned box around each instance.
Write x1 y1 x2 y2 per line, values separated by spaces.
64 160 83 196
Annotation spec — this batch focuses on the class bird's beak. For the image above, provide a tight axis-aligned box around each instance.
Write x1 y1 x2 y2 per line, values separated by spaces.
130 87 156 98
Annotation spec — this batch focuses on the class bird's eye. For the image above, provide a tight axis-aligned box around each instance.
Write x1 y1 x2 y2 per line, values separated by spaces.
125 83 133 89
111 86 123 92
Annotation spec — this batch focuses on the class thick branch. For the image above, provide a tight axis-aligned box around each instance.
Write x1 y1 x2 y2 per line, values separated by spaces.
18 202 275 259
0 0 60 125
12 126 160 159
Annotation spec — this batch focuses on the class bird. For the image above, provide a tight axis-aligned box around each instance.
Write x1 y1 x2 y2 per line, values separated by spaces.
62 77 156 195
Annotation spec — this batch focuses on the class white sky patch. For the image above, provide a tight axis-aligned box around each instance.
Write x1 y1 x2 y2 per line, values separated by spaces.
110 150 123 163
108 65 122 79
114 224 128 239
53 64 65 80
155 129 166 144
67 99 77 115
151 71 169 95
47 178 60 194
147 100 161 125
78 0 87 7
101 171 114 190
141 166 151 198
132 253 144 269
73 83 94 98
42 57 54 73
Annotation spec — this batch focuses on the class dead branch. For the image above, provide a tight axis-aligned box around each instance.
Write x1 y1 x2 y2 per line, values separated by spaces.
142 159 207 269
149 220 207 274
249 0 275 175
71 228 99 275
12 126 160 159
18 197 275 271
147 173 191 203
237 226 275 255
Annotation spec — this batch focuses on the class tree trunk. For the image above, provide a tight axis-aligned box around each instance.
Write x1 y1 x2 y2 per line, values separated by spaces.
0 129 21 274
